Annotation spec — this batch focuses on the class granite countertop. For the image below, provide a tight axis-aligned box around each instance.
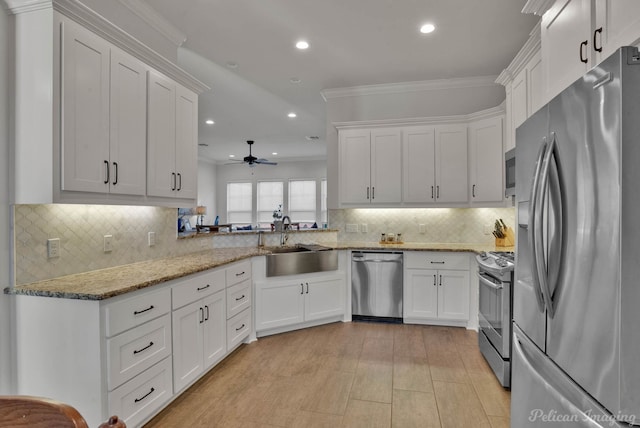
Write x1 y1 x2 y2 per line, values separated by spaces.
6 242 514 301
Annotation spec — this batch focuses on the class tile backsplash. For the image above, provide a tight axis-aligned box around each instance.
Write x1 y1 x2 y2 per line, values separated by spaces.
329 207 516 244
13 204 514 285
13 205 206 285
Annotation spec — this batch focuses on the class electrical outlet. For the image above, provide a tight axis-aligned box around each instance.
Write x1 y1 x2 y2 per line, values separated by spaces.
361 224 368 233
346 224 359 233
148 232 156 247
47 238 60 258
419 224 426 234
483 224 492 235
104 235 113 252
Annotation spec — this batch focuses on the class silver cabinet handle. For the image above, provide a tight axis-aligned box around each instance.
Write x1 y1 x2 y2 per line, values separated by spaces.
433 274 436 286
112 162 118 185
177 173 182 191
104 160 110 184
372 187 375 200
171 172 177 191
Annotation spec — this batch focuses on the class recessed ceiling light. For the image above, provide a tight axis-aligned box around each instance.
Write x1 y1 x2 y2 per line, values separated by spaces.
420 23 435 34
295 40 309 50
287 112 297 118
229 154 235 158
205 119 215 125
272 152 278 156
226 61 238 69
290 77 302 84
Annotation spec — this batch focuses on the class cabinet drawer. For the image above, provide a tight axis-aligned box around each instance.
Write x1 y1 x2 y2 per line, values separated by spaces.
107 314 172 390
105 288 171 337
108 356 172 428
227 307 251 350
226 260 251 287
172 268 226 310
226 279 251 319
404 251 469 270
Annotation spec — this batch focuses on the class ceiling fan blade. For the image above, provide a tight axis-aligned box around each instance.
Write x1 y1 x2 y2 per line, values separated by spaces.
255 160 277 165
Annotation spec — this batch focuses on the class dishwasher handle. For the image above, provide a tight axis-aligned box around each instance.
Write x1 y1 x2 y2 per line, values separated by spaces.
353 258 402 263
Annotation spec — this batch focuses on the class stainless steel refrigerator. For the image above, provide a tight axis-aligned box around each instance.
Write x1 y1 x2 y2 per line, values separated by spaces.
513 46 640 427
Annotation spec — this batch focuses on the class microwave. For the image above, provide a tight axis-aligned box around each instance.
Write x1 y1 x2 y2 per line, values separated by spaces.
505 148 516 197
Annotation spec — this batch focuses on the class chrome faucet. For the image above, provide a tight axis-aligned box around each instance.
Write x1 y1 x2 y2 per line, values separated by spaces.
280 216 291 245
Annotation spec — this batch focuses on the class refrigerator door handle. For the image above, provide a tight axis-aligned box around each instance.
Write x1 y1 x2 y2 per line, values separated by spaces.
535 133 560 318
528 139 548 313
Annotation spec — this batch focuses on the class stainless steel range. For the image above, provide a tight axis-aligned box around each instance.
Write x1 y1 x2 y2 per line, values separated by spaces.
476 251 514 388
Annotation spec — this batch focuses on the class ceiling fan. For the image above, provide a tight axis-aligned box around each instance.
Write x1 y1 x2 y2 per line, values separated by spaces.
226 140 277 167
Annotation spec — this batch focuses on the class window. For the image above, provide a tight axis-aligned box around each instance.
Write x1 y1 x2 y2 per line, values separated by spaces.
257 181 283 227
227 182 252 225
289 180 316 224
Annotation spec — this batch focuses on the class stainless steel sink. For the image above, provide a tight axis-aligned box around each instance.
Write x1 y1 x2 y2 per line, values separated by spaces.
266 245 338 277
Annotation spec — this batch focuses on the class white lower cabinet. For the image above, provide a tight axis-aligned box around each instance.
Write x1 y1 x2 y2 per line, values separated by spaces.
403 252 470 326
255 272 345 334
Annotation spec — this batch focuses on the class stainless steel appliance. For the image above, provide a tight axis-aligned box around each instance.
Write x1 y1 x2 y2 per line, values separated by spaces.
512 46 640 427
505 148 516 197
476 251 514 387
351 251 403 320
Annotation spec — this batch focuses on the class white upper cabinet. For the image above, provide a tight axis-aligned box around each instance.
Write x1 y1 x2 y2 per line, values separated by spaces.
61 19 111 194
339 128 402 205
434 125 468 204
62 20 147 196
109 48 148 196
469 116 504 204
403 124 468 205
9 3 207 206
541 0 640 101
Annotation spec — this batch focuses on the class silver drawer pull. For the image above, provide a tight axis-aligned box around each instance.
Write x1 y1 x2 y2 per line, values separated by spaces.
235 295 245 301
134 387 155 403
133 341 154 355
235 324 245 332
197 284 210 291
133 305 154 315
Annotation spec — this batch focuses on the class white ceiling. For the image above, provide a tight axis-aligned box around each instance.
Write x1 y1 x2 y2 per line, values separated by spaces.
144 0 538 164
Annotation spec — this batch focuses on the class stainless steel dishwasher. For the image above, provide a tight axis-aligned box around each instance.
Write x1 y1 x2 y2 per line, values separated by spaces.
351 251 403 321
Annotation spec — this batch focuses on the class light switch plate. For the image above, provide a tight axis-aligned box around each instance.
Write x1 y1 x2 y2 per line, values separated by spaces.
104 235 113 252
361 224 368 233
148 231 156 247
47 238 60 258
346 224 359 233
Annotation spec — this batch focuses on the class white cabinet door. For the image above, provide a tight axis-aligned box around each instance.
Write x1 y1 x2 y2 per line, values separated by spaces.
339 129 371 204
469 117 504 204
305 276 345 322
172 300 203 393
402 126 436 203
370 128 402 203
403 269 439 319
147 70 177 198
202 290 226 370
109 48 147 196
511 68 529 132
256 281 305 330
435 125 468 203
595 0 640 63
61 19 110 193
542 0 591 101
438 270 470 321
174 85 198 200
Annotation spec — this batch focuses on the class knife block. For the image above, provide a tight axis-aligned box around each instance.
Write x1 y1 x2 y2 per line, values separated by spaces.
495 227 515 247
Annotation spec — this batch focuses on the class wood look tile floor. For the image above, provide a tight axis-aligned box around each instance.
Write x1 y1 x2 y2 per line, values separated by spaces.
144 322 510 428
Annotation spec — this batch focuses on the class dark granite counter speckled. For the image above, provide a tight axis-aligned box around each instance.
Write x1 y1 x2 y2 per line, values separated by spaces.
5 242 513 301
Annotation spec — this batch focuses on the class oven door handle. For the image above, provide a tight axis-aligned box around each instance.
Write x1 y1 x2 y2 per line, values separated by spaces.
477 271 504 290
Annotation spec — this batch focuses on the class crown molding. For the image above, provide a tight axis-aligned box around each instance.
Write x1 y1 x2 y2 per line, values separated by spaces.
333 105 505 130
7 0 208 93
495 22 541 86
118 0 186 47
522 0 555 16
4 0 51 14
321 75 499 101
